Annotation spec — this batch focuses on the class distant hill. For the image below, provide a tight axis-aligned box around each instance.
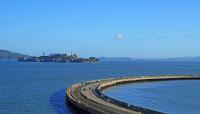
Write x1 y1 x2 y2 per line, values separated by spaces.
100 57 133 61
100 56 200 62
0 50 30 60
159 56 200 62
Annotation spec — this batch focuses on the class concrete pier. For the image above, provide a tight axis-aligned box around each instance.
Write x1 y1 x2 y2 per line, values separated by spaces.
66 76 200 114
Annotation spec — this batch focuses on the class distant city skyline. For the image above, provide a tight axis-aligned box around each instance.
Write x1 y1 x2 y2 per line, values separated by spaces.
0 0 200 58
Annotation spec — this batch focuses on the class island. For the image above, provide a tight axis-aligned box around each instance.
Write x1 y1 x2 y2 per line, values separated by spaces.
18 53 99 63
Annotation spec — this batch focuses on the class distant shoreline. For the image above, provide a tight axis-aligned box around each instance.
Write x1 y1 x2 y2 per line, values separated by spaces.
1 49 200 62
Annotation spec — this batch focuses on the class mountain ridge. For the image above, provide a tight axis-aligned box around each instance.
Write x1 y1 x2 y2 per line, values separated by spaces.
0 49 30 59
100 56 200 62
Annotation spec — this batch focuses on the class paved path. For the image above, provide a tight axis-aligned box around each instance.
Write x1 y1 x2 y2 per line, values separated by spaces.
66 76 200 114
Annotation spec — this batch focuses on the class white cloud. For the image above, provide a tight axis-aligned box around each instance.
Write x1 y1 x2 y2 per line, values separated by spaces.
114 33 124 40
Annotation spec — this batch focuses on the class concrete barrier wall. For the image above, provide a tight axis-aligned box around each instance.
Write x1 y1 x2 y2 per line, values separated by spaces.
66 76 200 114
66 86 104 114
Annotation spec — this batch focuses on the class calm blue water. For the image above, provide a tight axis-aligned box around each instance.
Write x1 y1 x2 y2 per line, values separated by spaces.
104 80 200 114
0 60 200 114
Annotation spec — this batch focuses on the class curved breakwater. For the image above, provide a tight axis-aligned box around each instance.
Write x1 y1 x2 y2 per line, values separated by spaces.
66 76 200 114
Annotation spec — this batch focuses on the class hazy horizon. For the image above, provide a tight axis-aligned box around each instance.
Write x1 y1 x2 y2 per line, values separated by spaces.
1 0 200 58
2 48 200 60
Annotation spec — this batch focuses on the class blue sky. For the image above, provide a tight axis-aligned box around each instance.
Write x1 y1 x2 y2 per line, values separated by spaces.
0 0 199 58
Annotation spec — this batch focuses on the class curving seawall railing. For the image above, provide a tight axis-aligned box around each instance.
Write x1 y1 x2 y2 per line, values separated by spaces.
98 76 200 90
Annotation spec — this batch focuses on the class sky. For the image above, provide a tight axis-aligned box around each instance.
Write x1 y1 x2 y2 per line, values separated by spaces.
0 0 200 58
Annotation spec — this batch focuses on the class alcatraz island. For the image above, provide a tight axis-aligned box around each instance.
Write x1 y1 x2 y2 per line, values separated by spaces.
18 52 99 63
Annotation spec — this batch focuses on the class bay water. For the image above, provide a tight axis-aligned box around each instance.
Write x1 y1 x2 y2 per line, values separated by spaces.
0 60 200 114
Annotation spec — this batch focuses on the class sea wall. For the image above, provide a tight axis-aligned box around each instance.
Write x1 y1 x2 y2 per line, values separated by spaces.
66 76 200 114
